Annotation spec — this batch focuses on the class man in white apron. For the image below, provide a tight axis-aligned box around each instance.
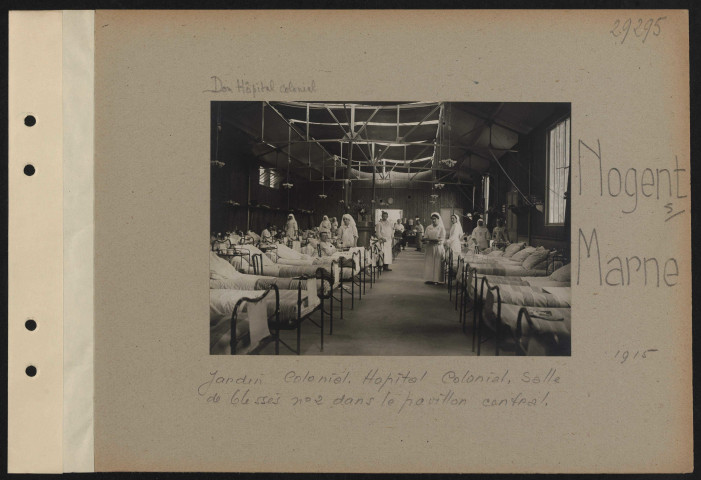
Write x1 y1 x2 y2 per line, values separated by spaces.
376 211 394 271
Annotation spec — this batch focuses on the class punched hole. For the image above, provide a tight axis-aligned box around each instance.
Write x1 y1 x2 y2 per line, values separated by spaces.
26 365 37 377
24 115 36 127
24 164 35 176
25 319 37 331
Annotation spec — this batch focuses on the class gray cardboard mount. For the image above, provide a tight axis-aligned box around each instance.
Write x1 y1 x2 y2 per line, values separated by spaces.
8 9 693 473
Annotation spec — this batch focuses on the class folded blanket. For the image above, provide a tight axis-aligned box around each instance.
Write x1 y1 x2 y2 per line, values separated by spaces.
480 276 570 288
210 288 320 327
478 284 570 308
496 304 571 341
470 264 548 277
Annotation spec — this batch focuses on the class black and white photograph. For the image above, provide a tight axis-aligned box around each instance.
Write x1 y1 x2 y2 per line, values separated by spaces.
209 101 572 356
8 8 692 474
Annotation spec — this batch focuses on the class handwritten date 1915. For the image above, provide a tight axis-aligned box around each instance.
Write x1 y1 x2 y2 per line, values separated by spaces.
610 17 666 45
614 349 658 364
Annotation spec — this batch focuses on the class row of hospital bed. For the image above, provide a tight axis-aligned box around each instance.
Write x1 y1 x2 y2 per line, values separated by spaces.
209 238 389 355
447 242 571 356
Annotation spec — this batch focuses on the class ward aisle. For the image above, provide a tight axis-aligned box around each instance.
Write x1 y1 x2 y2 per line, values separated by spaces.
264 250 486 356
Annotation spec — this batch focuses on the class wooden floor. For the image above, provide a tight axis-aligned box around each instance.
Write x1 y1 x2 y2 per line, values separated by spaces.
260 249 496 356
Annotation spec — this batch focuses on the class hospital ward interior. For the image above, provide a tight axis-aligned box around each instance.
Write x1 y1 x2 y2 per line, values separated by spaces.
210 101 572 356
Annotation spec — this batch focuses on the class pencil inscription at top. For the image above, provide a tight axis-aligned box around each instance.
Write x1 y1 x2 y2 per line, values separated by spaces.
610 17 666 45
202 76 233 94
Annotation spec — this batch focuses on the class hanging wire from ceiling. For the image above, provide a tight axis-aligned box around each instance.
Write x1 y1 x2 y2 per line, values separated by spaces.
319 152 327 199
439 103 457 168
488 150 533 206
211 103 225 168
282 125 293 189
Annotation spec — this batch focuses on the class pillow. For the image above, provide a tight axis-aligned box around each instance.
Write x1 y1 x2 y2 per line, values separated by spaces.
276 243 304 260
210 251 243 280
488 250 505 257
511 246 537 263
502 242 525 258
549 263 571 282
522 248 551 270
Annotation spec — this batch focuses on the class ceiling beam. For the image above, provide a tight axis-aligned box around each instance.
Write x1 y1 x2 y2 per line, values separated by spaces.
265 101 342 175
374 103 441 166
452 102 525 135
222 117 324 176
324 105 372 165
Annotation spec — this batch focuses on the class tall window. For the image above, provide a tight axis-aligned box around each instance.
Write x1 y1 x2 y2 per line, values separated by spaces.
259 167 282 189
546 117 570 225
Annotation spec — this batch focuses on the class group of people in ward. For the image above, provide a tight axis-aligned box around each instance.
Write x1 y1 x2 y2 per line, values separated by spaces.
372 210 462 282
283 214 359 256
216 213 360 256
421 213 511 285
216 208 509 286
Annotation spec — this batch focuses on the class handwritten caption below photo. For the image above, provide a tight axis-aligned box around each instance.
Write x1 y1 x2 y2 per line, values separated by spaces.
197 368 561 413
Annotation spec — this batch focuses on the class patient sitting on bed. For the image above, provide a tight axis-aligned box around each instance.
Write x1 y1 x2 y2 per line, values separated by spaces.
260 224 274 244
318 228 337 256
302 231 319 256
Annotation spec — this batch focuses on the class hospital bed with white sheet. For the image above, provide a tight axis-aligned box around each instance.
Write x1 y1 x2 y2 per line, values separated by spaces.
513 306 571 356
263 243 370 312
474 275 571 356
211 248 358 332
454 260 571 353
210 268 333 355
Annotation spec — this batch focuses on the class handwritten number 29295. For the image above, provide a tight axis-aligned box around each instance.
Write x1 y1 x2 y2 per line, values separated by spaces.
610 17 665 44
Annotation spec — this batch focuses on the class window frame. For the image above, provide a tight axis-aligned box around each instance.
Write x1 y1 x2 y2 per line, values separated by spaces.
544 116 571 226
258 166 282 190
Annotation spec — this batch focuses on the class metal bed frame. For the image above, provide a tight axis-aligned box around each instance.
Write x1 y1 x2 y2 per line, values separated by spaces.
457 262 480 351
250 253 264 275
514 307 571 356
352 249 366 298
454 255 464 311
322 260 341 333
259 244 278 263
476 276 504 356
446 249 456 300
476 276 554 356
215 244 263 276
229 285 279 355
229 269 334 355
369 243 384 282
548 251 569 275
